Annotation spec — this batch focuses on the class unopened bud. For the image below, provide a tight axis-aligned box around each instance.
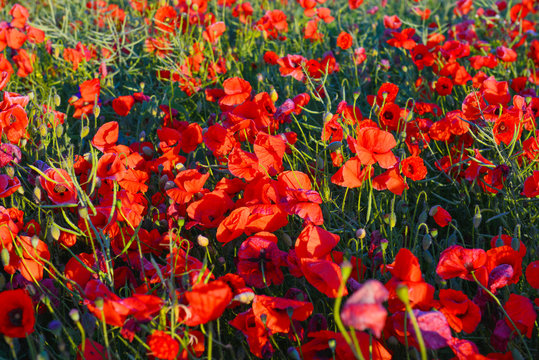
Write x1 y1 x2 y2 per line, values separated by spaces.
355 228 366 239
197 235 209 247
326 141 341 152
78 206 89 219
511 237 520 252
1 248 10 267
473 206 482 229
50 225 61 241
164 181 176 191
93 105 100 118
281 232 292 247
94 297 104 310
270 88 278 103
69 309 80 322
31 235 39 249
54 94 61 106
142 146 154 157
422 234 432 250
340 260 353 280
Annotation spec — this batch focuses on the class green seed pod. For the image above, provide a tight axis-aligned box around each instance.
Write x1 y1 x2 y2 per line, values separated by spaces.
473 205 482 229
54 94 61 106
69 309 80 322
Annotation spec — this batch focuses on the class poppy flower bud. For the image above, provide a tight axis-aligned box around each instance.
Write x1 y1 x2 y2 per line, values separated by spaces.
380 238 389 252
17 186 24 195
57 124 64 136
355 228 366 239
31 235 39 249
422 234 432 250
50 224 60 241
1 248 9 267
93 104 100 118
328 339 337 352
175 163 185 172
326 141 341 152
142 146 154 157
81 126 90 139
495 236 505 248
270 88 278 102
395 283 410 304
197 235 209 247
233 291 255 304
69 309 80 322
473 208 482 229
281 232 292 247
323 112 333 123
164 181 175 191
28 92 34 101
430 228 438 238
384 213 397 228
94 297 104 311
511 237 520 252
192 3 199 11
287 347 301 360
39 124 47 137
54 94 61 106
418 210 428 224
78 206 89 219
33 186 42 202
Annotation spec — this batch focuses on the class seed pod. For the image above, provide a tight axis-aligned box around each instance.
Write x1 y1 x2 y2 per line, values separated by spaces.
1 248 10 267
50 224 61 241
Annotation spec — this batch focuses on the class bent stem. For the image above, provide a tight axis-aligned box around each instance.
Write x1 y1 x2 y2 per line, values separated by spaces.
471 271 533 359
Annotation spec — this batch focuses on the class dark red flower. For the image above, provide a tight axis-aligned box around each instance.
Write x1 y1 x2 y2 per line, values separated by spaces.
0 289 34 338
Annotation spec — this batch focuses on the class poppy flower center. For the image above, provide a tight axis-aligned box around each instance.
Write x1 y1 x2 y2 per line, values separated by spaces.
415 53 424 60
8 308 23 327
498 123 507 132
383 111 394 120
54 184 68 194
8 114 17 125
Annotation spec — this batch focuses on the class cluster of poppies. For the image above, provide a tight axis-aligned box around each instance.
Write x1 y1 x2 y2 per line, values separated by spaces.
0 0 537 359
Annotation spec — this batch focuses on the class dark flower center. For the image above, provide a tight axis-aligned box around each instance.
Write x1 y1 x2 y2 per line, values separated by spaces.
415 54 424 60
8 308 23 327
54 184 68 194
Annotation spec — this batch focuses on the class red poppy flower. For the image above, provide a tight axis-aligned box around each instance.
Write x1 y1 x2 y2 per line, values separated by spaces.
295 223 339 259
229 309 273 358
521 171 539 197
39 167 78 205
496 46 517 63
112 95 135 117
411 310 453 350
203 21 226 44
486 245 522 288
341 280 388 337
0 103 28 144
372 167 408 195
64 253 96 291
237 234 287 288
216 207 250 244
227 147 263 181
503 294 536 338
429 205 452 227
336 31 353 50
349 0 364 10
383 15 402 29
0 174 21 197
254 132 285 177
154 6 177 34
300 257 347 298
349 127 397 168
526 260 539 289
0 289 34 338
331 156 373 188
92 121 118 152
147 331 179 360
83 280 132 327
435 77 453 96
387 28 417 49
252 295 313 334
401 156 427 181
436 245 487 281
184 280 233 326
436 289 481 333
